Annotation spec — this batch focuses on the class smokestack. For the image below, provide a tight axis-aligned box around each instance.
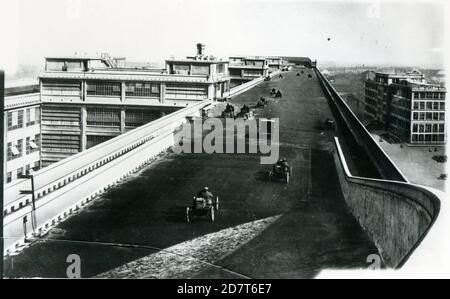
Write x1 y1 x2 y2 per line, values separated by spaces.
197 43 205 56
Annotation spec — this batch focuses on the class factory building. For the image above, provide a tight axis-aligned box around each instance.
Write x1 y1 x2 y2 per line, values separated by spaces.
39 44 230 165
3 80 41 184
365 71 446 145
228 56 269 88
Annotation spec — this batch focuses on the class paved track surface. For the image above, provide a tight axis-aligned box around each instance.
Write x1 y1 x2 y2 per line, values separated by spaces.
4 69 378 278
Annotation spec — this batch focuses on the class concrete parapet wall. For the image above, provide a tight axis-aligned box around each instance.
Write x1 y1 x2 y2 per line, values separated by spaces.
315 68 407 182
4 130 176 254
3 100 205 255
4 100 208 215
333 137 441 267
314 66 441 268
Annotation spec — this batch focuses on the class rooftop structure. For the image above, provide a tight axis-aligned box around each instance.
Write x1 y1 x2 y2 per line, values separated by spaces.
228 56 270 88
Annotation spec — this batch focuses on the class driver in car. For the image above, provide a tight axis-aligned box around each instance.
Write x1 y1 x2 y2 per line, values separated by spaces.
276 158 290 170
195 187 214 208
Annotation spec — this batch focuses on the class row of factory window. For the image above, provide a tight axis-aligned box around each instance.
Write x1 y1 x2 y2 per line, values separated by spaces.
390 98 411 109
87 82 161 97
6 135 41 161
244 61 266 67
389 109 410 120
413 92 446 100
243 70 264 77
411 134 445 143
42 81 81 96
412 112 445 121
86 108 161 128
412 101 445 111
7 107 40 131
125 83 160 97
6 162 41 183
365 90 446 101
412 123 445 133
86 108 121 127
165 85 208 100
41 134 80 154
365 90 378 99
87 82 121 96
389 118 410 131
171 64 210 76
42 80 210 98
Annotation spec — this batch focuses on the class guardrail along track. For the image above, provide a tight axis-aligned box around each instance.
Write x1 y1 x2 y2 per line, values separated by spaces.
314 68 407 182
314 67 441 268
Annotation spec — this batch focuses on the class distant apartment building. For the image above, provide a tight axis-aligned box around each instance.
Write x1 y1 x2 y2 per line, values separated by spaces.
365 70 446 145
39 44 230 166
3 81 41 185
228 56 269 88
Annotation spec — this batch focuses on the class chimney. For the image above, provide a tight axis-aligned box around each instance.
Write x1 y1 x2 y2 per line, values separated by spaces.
197 43 205 56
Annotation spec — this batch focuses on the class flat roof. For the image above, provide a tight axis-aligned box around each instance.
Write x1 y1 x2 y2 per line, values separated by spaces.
39 69 231 84
229 56 267 61
405 82 446 90
5 78 39 88
5 85 40 97
45 57 106 61
167 58 228 64
374 71 424 78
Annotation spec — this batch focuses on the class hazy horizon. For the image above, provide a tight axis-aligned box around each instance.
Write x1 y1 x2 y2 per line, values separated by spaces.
1 0 447 77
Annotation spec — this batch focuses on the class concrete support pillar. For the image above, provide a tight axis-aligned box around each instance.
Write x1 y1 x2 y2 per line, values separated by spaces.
120 107 126 134
82 81 87 101
40 80 44 102
209 64 215 81
208 84 215 100
121 82 126 102
160 83 166 104
80 106 87 152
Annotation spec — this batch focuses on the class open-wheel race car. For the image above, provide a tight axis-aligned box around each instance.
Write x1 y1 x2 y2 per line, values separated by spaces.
236 104 254 120
221 103 236 118
274 90 283 98
324 118 336 130
186 188 219 223
237 104 253 118
269 158 292 183
256 97 267 108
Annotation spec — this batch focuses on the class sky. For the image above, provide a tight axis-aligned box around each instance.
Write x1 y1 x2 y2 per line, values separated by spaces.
0 0 447 76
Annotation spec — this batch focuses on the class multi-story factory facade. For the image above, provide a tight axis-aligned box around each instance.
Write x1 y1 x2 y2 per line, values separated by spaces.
266 57 284 71
3 81 41 184
38 45 230 166
365 70 446 145
3 44 286 182
228 56 270 88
